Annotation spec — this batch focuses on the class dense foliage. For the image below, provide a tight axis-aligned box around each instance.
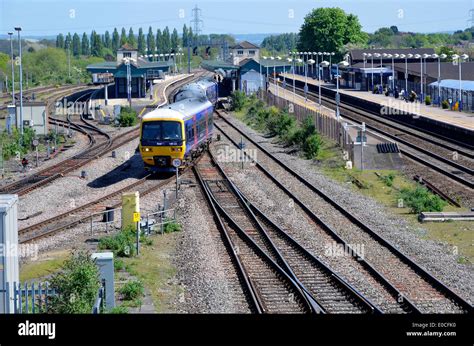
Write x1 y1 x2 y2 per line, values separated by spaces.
118 106 137 127
398 186 447 214
297 7 368 60
261 33 298 53
48 251 101 314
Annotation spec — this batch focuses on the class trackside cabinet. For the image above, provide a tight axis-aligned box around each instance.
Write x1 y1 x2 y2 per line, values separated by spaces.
0 194 19 313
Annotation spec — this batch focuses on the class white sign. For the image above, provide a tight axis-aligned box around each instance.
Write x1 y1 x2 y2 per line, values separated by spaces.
32 139 39 147
172 159 182 168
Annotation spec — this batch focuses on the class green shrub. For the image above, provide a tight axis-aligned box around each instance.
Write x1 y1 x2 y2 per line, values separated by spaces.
379 173 395 187
114 258 125 271
230 91 248 111
303 133 322 159
119 280 144 301
398 186 447 214
266 108 296 138
425 95 431 105
98 226 136 257
118 106 137 127
47 251 101 314
163 219 182 233
442 100 449 109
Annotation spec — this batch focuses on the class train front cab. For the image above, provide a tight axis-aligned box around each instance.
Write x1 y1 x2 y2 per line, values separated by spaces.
140 117 186 173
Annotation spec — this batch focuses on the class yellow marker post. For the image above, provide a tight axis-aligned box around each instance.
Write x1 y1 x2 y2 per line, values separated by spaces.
122 192 140 230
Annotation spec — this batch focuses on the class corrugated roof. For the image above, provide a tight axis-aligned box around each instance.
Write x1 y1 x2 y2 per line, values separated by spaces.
201 60 239 70
393 61 474 81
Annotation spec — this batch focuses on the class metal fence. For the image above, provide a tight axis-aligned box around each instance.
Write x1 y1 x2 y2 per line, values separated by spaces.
5 279 105 314
261 90 354 163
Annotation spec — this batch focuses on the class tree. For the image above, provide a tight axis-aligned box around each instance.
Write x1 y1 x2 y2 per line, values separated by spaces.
81 32 90 56
298 7 367 59
390 26 399 35
147 26 155 55
120 27 127 46
104 30 111 49
182 24 188 47
156 29 163 51
137 27 146 54
56 33 65 49
188 27 194 45
72 33 81 56
112 28 120 52
90 30 103 57
64 33 72 51
171 28 179 50
162 26 171 52
128 27 136 48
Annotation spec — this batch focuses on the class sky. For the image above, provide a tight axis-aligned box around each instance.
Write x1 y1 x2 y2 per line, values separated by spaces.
0 0 473 37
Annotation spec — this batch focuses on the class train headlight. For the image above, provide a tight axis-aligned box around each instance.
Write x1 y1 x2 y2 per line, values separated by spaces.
142 147 151 152
171 147 182 152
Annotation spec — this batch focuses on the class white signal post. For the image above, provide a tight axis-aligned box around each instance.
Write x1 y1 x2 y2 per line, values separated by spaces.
172 158 181 198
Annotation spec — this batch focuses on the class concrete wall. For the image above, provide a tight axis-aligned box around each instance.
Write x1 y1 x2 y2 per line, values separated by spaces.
15 103 48 136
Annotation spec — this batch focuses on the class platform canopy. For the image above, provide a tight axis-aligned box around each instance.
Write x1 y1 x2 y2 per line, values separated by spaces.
429 79 474 91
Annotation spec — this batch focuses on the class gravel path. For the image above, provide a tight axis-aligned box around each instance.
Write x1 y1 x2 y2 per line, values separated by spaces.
214 114 473 309
172 178 251 313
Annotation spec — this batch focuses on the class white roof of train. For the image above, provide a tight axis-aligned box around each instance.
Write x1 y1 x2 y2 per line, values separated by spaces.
143 98 212 121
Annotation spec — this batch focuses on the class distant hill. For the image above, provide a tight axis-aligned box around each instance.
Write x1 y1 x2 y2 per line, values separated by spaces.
233 33 279 46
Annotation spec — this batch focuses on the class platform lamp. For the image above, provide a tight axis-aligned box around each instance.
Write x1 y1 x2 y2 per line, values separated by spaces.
362 52 368 91
319 60 330 112
422 53 432 100
414 54 422 101
329 52 335 80
15 27 23 136
8 32 14 104
286 57 292 102
452 54 469 111
392 54 399 91
336 61 349 121
123 57 132 108
305 58 315 101
382 53 388 88
276 56 282 98
367 53 373 91
373 53 381 89
317 52 323 81
432 53 446 106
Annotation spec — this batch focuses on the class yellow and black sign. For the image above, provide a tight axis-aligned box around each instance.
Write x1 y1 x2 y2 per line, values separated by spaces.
133 212 141 222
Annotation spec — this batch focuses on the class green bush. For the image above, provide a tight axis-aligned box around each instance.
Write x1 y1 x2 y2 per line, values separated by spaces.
425 95 431 105
118 106 137 127
398 186 447 214
114 258 125 271
98 226 136 257
163 219 182 233
47 251 101 314
1 127 37 160
303 133 322 159
442 100 449 109
379 173 395 187
266 108 296 138
230 91 248 111
119 280 144 301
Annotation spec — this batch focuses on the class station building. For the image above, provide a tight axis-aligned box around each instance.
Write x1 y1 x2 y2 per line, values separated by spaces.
86 44 173 98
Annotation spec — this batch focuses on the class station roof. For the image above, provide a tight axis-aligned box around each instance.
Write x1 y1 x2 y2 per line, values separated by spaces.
428 79 474 91
393 61 474 81
258 58 292 68
86 59 172 75
231 41 259 50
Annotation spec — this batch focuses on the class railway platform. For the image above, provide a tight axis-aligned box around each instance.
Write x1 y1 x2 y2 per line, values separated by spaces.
281 73 474 133
268 82 404 170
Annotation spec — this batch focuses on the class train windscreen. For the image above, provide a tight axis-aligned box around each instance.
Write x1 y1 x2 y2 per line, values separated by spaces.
141 121 182 142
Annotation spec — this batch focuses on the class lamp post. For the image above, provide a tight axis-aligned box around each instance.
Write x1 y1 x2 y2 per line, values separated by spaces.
305 59 315 101
319 60 330 112
362 52 368 91
452 54 469 111
374 53 381 89
336 61 349 121
276 56 282 97
414 54 422 101
15 27 23 136
367 53 374 91
422 53 431 101
8 32 15 104
329 52 335 80
123 58 132 108
432 53 446 106
262 56 269 90
392 54 398 91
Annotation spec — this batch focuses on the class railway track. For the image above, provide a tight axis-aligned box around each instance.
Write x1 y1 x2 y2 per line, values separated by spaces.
1 72 207 196
18 174 170 243
196 150 384 314
213 110 473 314
195 152 318 313
276 80 474 190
